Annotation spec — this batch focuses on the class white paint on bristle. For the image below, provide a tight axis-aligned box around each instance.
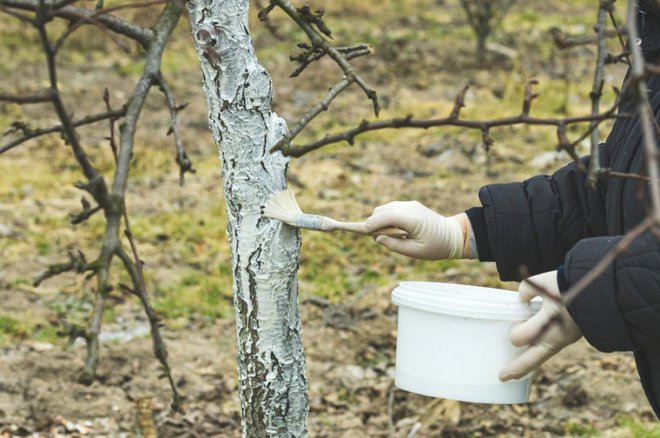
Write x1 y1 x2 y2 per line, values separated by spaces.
264 189 336 231
263 189 303 226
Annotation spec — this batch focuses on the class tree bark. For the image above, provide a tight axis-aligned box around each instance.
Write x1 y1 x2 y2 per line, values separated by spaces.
187 1 309 436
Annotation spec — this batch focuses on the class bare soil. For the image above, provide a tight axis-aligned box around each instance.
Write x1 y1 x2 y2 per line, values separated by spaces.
0 286 654 437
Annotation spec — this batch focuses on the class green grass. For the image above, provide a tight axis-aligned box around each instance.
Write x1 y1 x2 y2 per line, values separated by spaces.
33 325 61 344
0 314 22 336
564 420 599 437
619 418 660 438
154 270 231 321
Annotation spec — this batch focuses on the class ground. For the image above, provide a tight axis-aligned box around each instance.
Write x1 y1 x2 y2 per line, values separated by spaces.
0 0 659 436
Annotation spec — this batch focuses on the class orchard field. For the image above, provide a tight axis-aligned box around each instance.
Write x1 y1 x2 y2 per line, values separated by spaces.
0 0 658 436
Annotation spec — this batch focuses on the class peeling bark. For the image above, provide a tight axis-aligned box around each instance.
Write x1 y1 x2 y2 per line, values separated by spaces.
187 0 308 436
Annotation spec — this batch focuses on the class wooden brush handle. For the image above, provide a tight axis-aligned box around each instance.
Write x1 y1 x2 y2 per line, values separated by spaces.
333 221 408 238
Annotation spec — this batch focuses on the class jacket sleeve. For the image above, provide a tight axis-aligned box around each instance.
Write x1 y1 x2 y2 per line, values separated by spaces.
473 156 608 281
562 231 660 351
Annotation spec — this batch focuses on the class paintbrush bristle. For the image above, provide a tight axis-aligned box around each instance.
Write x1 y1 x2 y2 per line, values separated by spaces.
263 188 303 226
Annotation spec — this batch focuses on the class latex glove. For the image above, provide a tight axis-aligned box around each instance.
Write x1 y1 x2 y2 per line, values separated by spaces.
499 270 582 381
363 201 467 260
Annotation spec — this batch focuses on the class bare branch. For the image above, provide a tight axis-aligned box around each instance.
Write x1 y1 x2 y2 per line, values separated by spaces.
0 0 153 46
70 204 102 224
52 0 167 53
586 1 610 185
549 26 624 49
0 3 36 23
601 169 650 182
116 245 183 413
110 0 184 197
33 249 90 286
27 0 120 240
521 79 540 117
79 254 112 385
449 84 470 120
80 0 185 390
35 0 107 188
518 266 562 304
278 83 629 158
156 73 195 185
0 107 125 155
0 90 52 104
557 82 627 158
608 6 628 64
102 87 118 160
272 77 352 152
556 123 584 169
562 218 654 306
254 0 283 40
270 0 380 116
289 43 371 78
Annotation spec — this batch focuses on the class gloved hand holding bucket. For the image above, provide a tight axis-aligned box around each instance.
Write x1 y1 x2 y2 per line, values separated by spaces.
364 202 583 404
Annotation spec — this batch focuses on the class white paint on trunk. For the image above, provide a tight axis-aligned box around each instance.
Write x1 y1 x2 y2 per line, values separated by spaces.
187 1 309 435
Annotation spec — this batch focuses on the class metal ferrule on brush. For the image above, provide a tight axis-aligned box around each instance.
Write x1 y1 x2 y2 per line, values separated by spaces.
294 214 335 231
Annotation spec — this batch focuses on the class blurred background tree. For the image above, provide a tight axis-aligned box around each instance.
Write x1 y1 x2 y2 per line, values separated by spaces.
459 0 517 61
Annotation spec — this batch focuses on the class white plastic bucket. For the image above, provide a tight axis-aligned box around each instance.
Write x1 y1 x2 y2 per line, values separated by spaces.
391 281 542 404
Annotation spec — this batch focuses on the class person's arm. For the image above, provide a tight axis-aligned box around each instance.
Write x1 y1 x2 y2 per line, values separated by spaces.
560 232 660 351
465 156 608 281
560 232 660 418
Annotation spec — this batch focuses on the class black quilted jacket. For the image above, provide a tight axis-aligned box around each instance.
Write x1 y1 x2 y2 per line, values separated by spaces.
466 5 660 418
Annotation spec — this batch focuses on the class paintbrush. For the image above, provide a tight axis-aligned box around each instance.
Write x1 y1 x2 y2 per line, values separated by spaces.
263 189 408 238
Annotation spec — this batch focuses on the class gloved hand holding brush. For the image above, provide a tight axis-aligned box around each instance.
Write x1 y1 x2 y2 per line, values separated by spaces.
364 201 470 260
263 189 408 238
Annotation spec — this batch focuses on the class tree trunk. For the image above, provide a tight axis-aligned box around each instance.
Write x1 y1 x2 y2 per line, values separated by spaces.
187 1 309 436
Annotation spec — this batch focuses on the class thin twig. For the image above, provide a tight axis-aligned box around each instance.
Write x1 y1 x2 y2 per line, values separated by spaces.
270 0 380 116
254 0 283 40
289 43 371 78
35 0 108 199
102 88 118 160
33 249 90 286
0 3 36 23
562 218 654 306
549 26 624 49
156 73 194 185
272 77 352 152
586 0 610 186
78 250 114 385
600 169 650 181
70 204 102 224
117 243 183 412
0 107 125 155
0 91 52 104
0 0 153 46
608 7 628 64
52 0 167 52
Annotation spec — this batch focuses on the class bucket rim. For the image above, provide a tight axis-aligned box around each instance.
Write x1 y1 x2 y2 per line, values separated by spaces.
392 281 541 320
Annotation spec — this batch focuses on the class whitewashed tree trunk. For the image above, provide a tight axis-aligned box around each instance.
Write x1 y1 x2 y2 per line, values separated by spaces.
187 1 309 435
